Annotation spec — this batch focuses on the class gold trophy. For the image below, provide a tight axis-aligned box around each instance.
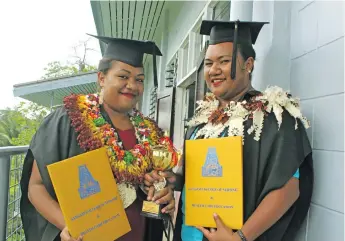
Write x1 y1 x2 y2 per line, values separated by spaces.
141 131 178 220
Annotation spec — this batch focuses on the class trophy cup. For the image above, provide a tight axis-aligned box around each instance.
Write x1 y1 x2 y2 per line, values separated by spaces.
141 132 178 220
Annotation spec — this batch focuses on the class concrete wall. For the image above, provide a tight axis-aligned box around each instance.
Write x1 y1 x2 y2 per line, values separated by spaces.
252 1 344 240
251 0 291 91
290 2 344 240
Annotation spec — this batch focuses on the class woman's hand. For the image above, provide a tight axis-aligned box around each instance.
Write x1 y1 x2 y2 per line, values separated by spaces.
60 227 83 241
151 186 175 214
143 170 176 200
197 213 241 241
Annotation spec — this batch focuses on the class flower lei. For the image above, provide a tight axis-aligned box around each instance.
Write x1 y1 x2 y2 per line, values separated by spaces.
187 86 310 142
63 93 178 185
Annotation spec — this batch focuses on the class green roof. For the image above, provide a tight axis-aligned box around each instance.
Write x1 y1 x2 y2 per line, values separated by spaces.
13 71 98 108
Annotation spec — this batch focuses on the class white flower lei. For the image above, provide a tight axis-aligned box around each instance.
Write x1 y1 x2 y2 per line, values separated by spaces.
187 86 310 142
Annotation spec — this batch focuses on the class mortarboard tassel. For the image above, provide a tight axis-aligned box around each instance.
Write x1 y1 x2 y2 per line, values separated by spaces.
231 20 240 80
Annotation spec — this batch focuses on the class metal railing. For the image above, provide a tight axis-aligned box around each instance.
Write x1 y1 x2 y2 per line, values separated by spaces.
0 145 174 241
0 146 28 241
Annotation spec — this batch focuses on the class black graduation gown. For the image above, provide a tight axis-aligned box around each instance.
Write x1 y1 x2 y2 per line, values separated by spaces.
20 106 164 241
173 91 314 241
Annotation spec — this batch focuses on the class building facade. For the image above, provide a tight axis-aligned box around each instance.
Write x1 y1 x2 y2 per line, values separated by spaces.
139 1 344 240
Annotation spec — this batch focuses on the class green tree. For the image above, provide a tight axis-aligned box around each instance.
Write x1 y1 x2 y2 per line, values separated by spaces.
0 109 21 146
42 38 97 79
0 102 48 146
10 102 49 146
42 61 77 79
42 61 96 79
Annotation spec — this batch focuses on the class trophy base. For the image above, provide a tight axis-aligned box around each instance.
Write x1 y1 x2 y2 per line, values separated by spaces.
141 200 170 220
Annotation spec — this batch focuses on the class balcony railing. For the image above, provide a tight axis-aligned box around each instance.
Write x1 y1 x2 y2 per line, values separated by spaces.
0 146 28 241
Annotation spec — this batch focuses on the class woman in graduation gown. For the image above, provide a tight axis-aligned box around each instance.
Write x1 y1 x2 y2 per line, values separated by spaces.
172 20 314 241
20 35 177 241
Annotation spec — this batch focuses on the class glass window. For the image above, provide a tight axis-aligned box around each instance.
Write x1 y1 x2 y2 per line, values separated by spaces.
194 25 203 64
213 1 230 21
182 42 189 77
187 82 196 119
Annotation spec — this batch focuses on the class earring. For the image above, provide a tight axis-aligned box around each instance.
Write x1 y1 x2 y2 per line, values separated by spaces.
99 88 104 105
248 70 252 74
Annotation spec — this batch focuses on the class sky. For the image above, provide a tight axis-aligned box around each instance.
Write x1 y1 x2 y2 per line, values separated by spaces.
0 0 102 109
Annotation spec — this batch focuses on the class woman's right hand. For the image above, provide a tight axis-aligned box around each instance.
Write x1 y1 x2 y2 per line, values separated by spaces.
60 227 83 241
144 170 178 201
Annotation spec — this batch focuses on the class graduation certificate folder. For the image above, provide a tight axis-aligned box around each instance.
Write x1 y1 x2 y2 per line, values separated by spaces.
185 136 243 229
47 147 131 241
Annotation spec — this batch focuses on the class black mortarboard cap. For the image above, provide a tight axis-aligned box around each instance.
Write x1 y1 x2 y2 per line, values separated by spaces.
88 34 162 87
200 20 268 79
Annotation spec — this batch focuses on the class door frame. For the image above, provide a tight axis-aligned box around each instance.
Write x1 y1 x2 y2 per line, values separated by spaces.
156 87 176 139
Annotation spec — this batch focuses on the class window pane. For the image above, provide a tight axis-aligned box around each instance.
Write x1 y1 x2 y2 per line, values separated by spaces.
213 1 230 21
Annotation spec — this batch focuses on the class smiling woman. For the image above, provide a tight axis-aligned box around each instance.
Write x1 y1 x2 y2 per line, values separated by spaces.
98 59 145 115
173 20 313 241
20 34 179 241
203 41 255 108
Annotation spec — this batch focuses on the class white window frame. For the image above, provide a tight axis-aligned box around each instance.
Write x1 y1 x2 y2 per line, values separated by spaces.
168 1 217 148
